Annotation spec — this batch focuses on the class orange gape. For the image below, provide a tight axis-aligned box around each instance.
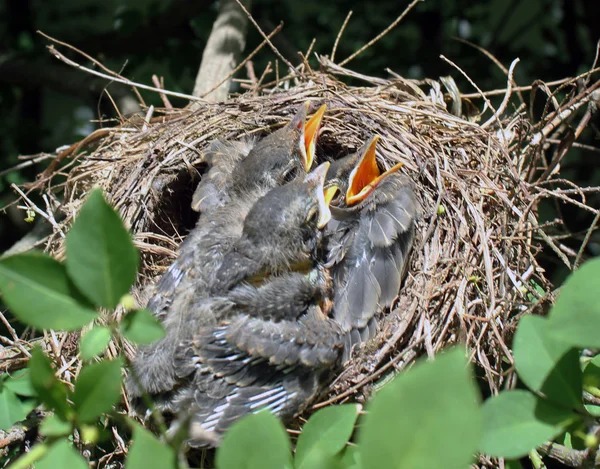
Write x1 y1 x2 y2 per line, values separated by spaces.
346 136 404 205
302 104 327 171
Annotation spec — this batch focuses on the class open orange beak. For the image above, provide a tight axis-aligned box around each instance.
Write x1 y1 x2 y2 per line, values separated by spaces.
301 104 327 172
346 136 403 205
304 161 332 229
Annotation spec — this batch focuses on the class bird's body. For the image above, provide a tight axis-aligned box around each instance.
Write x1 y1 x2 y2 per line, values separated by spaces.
127 103 327 404
162 163 342 447
324 137 417 362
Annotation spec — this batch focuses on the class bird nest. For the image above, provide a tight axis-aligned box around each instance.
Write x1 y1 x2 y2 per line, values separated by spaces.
6 57 597 462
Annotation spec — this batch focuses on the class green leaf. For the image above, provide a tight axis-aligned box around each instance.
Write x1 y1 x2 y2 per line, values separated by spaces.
125 425 176 469
546 258 600 348
513 315 582 409
66 189 139 309
216 411 293 469
120 309 165 345
80 326 112 360
295 404 360 469
505 461 525 469
39 414 73 437
480 390 579 458
583 354 600 395
72 357 123 423
338 445 362 469
29 346 71 420
0 388 30 430
0 253 97 331
35 439 88 469
3 369 37 397
358 347 481 469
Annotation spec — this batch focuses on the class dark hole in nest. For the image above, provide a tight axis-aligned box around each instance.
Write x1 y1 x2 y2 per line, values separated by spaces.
149 163 206 240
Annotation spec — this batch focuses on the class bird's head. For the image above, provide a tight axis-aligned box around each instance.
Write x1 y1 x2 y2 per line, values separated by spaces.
241 161 332 254
325 136 404 208
232 102 327 189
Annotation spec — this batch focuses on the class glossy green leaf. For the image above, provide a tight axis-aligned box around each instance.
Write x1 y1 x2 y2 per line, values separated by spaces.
72 357 123 423
546 258 600 348
120 309 165 345
29 346 71 420
0 252 97 331
480 390 578 458
125 425 176 469
66 189 139 309
513 315 582 409
358 347 481 469
35 439 88 469
80 326 112 360
216 411 293 469
0 387 30 430
39 414 73 437
3 369 37 397
295 404 360 469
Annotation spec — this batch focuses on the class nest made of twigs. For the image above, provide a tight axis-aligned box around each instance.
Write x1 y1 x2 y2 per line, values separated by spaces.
24 65 554 411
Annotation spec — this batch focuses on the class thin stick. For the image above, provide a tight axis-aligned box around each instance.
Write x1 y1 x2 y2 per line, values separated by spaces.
331 11 353 62
48 46 202 102
38 31 146 107
461 66 600 99
539 107 592 180
574 209 600 269
151 75 173 109
441 54 502 131
233 0 298 74
0 154 53 177
482 58 520 129
339 0 422 66
453 37 525 106
200 23 283 99
10 184 66 238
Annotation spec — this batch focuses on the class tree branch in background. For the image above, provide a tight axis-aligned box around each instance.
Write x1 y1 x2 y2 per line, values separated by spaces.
192 0 250 102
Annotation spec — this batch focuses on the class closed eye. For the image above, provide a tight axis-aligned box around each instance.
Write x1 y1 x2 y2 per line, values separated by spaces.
282 166 300 183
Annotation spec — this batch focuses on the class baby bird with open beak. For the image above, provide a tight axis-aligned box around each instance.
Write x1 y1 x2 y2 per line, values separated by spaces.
127 103 327 405
167 162 344 448
324 136 418 362
191 101 326 213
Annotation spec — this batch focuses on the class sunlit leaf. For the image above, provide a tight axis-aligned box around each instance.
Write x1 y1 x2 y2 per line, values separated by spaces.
80 326 112 360
480 390 578 459
3 369 37 397
72 357 123 423
0 388 30 430
359 347 481 469
513 315 582 409
125 425 176 469
120 309 165 345
546 258 600 348
216 411 293 469
0 253 97 331
35 439 88 469
29 346 71 420
66 189 138 309
39 414 72 437
295 404 360 469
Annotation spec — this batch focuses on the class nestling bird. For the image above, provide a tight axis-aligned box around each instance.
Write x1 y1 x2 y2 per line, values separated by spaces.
191 102 326 213
324 136 417 362
127 103 327 404
165 162 344 447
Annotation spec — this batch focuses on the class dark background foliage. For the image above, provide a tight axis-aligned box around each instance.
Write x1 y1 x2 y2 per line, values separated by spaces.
1 0 598 284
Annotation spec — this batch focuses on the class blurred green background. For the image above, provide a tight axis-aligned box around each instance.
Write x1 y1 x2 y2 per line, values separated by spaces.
0 0 598 284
